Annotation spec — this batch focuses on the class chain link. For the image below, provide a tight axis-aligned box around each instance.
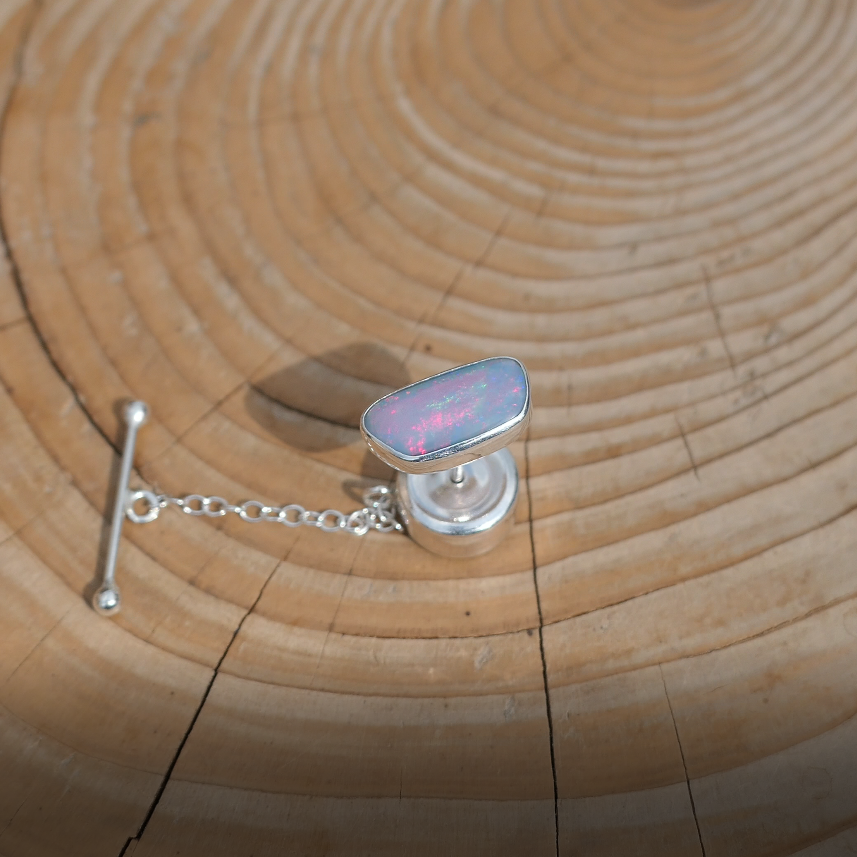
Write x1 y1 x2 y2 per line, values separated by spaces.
125 485 402 536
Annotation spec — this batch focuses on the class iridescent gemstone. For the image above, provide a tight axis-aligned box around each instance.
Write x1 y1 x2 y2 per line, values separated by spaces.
362 357 528 462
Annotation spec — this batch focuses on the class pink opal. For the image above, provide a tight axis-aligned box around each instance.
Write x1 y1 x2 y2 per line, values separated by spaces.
363 357 527 459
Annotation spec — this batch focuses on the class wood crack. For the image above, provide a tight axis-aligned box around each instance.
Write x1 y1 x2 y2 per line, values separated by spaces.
402 206 513 366
525 438 560 857
703 267 737 377
0 0 123 463
676 415 701 481
118 560 281 855
0 794 28 845
660 665 707 857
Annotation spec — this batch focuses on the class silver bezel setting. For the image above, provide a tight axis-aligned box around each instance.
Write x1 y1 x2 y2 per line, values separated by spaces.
360 356 531 475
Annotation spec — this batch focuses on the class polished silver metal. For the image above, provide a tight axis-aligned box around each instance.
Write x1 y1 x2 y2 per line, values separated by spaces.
93 400 403 617
127 485 401 535
360 357 530 475
396 449 518 558
97 359 528 614
361 358 529 558
93 400 148 616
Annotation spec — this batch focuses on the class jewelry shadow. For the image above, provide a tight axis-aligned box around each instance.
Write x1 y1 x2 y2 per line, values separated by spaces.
244 343 410 486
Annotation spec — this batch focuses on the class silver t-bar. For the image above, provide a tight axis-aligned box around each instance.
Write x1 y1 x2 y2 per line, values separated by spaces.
92 401 149 615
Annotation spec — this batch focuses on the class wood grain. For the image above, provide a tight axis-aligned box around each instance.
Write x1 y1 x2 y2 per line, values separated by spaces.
1 0 856 854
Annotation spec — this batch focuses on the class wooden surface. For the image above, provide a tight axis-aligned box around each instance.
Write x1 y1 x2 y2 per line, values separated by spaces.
1 0 856 854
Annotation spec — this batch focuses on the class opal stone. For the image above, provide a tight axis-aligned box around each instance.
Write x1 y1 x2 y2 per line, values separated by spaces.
363 357 527 460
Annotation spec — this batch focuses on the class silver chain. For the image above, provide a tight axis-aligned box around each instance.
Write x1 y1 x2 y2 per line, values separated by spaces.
125 484 403 536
